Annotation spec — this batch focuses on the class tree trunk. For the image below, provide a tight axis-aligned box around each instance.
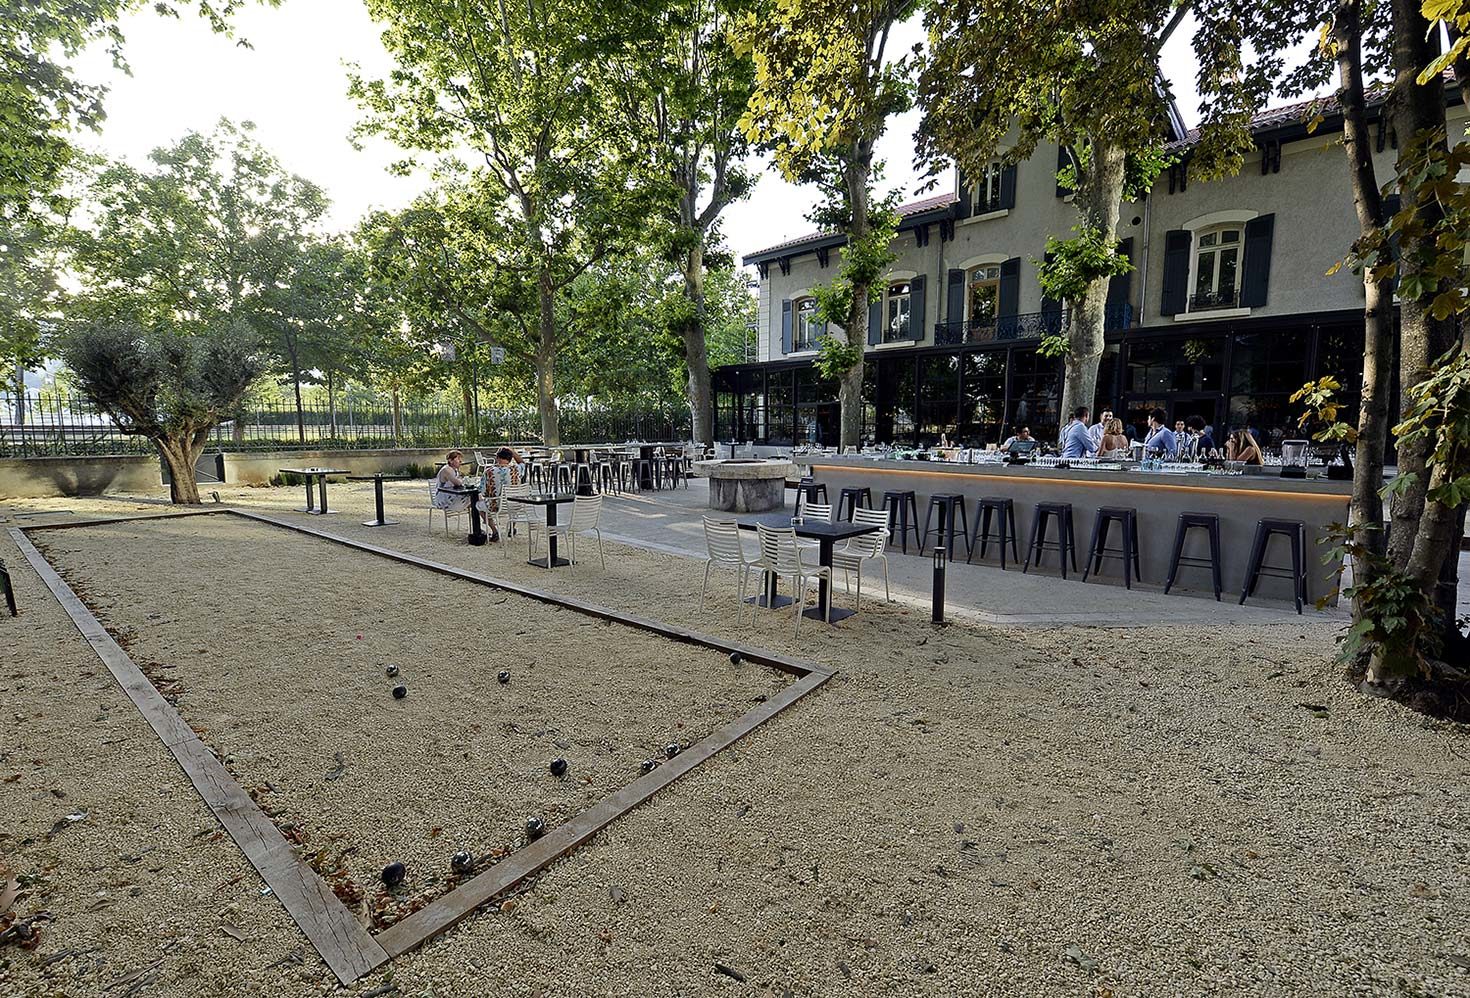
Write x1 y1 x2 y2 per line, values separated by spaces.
838 152 873 452
156 436 202 505
681 241 715 449
1058 141 1127 424
392 388 402 446
537 265 560 446
1335 0 1392 570
13 361 24 426
327 369 338 437
288 336 306 445
460 377 476 444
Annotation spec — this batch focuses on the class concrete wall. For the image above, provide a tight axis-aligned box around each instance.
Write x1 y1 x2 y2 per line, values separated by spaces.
221 448 450 485
0 455 161 498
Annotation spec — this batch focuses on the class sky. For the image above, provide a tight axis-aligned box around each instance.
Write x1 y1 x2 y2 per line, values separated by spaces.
70 2 1300 265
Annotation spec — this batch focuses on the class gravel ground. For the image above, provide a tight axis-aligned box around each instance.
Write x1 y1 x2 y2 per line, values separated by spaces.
2 488 1469 997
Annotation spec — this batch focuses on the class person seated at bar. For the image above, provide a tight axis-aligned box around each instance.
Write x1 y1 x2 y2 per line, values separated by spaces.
1060 406 1095 459
1144 408 1178 459
1088 406 1114 450
1226 428 1264 465
1000 425 1034 450
435 450 498 540
1099 417 1130 454
1186 415 1218 459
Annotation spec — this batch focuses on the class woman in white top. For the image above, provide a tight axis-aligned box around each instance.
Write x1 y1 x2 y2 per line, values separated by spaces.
435 450 497 541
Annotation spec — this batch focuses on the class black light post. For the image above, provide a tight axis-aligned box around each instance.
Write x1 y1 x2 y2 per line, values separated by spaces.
932 546 946 624
1 559 17 616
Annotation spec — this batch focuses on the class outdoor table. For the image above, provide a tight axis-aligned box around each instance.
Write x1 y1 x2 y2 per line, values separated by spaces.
346 473 411 527
506 492 576 567
279 467 349 515
439 483 488 546
570 447 595 496
736 513 881 623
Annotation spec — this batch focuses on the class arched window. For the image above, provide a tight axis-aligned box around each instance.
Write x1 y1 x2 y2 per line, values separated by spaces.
885 281 911 342
1191 225 1244 310
967 264 1002 337
793 296 821 350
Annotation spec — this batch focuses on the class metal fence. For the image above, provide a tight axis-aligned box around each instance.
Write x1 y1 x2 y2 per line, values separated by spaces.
0 392 691 458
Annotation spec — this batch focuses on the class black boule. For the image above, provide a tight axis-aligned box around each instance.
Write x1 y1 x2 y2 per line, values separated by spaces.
664 742 681 759
450 851 475 875
391 684 407 699
549 757 568 777
525 816 546 840
381 861 406 887
497 670 510 684
640 758 657 774
385 664 399 677
729 651 743 665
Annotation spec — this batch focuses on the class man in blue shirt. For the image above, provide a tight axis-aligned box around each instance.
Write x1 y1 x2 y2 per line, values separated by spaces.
1143 407 1178 458
1060 406 1095 459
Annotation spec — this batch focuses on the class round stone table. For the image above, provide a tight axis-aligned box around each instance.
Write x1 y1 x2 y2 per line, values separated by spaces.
692 458 795 513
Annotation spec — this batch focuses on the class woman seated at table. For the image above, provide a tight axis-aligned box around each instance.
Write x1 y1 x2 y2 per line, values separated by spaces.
435 450 499 541
1098 417 1130 455
1226 429 1264 465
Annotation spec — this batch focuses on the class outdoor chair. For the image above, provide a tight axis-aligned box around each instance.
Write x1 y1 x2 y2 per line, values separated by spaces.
701 516 755 620
428 481 466 534
537 494 606 569
799 501 833 523
499 481 535 558
751 523 832 637
831 507 891 610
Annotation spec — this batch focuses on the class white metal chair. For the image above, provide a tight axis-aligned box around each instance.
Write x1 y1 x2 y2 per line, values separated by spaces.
537 494 605 568
428 481 467 534
701 516 755 619
831 506 892 610
800 501 834 523
499 481 535 557
751 523 831 636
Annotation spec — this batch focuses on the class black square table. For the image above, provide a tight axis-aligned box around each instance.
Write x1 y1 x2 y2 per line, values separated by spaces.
506 493 577 567
346 473 412 526
736 513 881 623
438 483 489 545
279 467 349 515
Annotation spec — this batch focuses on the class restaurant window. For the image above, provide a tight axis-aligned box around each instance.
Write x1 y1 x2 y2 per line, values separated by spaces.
960 349 1007 445
917 354 961 444
1007 348 1062 442
873 355 916 446
1126 337 1223 394
974 161 1004 214
1228 329 1309 449
968 264 1002 337
885 281 912 342
793 297 821 350
766 369 794 445
1190 226 1243 311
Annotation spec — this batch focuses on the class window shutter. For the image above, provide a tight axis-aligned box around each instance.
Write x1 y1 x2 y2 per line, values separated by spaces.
1383 195 1401 295
780 299 793 354
998 257 1020 317
910 274 926 340
1039 250 1060 323
1160 230 1191 316
1055 144 1073 198
955 170 972 220
1107 237 1134 306
1239 213 1275 308
868 296 882 345
999 164 1017 210
946 268 965 325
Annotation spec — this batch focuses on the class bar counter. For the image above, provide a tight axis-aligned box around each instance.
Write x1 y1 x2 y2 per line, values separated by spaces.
807 456 1352 606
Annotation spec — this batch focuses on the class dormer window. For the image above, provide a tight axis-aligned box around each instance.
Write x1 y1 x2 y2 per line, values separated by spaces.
885 282 912 342
973 162 1004 215
1190 226 1243 311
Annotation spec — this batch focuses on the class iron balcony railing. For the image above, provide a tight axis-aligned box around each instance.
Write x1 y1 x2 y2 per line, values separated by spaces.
1189 289 1238 311
931 303 1134 347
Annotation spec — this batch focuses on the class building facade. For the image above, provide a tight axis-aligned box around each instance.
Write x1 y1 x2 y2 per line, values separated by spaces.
719 89 1467 449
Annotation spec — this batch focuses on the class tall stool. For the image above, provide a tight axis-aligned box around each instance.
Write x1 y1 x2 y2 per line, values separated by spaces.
1023 502 1078 578
837 486 872 522
1239 518 1308 614
920 494 970 559
795 479 829 514
968 496 1019 569
1165 512 1222 600
881 489 921 553
1082 506 1142 589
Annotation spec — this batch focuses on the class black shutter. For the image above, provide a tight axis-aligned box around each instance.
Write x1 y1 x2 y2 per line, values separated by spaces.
780 299 793 354
868 296 882 345
910 274 926 340
946 268 965 326
998 257 1020 317
955 170 972 219
1160 230 1191 316
1382 195 1401 295
1107 237 1134 305
1055 144 1073 198
1239 213 1275 307
1039 250 1060 331
999 164 1017 210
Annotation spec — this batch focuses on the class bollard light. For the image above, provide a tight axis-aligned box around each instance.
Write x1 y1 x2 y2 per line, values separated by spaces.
932 546 946 624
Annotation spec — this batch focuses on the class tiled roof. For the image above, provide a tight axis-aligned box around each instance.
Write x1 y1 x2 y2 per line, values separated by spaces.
743 192 958 261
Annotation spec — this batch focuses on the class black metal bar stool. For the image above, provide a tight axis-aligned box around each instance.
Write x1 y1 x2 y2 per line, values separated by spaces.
881 489 921 553
795 478 829 513
837 486 872 522
1023 501 1078 578
968 496 1019 569
1240 518 1308 614
1165 512 1222 600
1082 506 1142 588
920 493 970 559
